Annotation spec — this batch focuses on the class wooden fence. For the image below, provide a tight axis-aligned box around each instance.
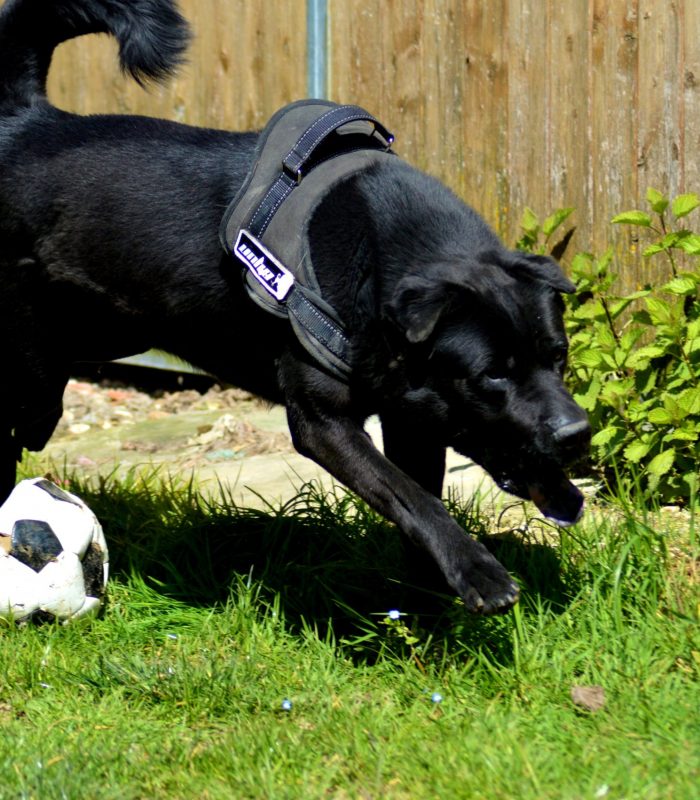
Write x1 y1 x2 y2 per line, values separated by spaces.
39 1 700 287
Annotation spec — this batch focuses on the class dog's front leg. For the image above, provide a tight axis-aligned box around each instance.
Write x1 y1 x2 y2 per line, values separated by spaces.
286 392 519 614
380 413 445 498
0 428 19 504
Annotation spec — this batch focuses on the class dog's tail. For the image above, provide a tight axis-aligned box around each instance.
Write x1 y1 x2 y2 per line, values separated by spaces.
0 0 190 111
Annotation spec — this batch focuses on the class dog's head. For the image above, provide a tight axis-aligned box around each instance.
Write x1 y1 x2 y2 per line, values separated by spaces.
384 249 590 525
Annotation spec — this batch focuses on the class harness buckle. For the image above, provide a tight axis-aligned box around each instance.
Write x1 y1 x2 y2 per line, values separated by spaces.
282 157 303 185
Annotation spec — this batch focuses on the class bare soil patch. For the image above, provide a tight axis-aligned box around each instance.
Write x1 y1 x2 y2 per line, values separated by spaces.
46 379 294 474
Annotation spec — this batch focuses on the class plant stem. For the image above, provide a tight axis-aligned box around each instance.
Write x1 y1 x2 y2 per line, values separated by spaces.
658 214 679 277
600 296 621 346
677 345 697 386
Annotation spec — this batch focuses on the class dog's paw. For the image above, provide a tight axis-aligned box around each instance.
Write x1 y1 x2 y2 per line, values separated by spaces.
451 543 520 615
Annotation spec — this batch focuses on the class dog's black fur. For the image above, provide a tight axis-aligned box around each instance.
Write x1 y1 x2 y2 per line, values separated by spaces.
0 0 590 614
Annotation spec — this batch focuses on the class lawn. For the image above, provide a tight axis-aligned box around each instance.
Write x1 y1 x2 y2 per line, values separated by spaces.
0 467 698 799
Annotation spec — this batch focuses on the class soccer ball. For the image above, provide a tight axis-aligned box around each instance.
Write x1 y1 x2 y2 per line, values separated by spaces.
0 478 109 623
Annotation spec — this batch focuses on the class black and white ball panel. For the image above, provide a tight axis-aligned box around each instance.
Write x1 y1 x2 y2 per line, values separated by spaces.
11 519 64 572
0 478 109 622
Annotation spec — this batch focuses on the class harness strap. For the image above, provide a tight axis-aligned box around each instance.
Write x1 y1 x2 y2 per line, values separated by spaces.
221 100 394 382
286 286 350 372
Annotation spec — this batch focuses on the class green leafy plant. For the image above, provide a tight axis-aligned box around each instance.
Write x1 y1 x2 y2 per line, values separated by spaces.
516 205 575 257
517 191 700 505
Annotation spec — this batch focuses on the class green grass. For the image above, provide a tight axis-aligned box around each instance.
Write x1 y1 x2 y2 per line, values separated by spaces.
1 467 698 799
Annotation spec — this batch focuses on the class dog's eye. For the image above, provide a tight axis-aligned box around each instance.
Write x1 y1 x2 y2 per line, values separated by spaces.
482 356 515 384
481 376 509 395
551 344 568 372
481 359 515 391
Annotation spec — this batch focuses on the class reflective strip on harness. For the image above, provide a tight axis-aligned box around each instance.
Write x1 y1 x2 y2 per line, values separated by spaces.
233 229 295 302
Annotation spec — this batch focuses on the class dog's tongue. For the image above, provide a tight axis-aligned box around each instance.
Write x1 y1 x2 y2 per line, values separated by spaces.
528 475 584 526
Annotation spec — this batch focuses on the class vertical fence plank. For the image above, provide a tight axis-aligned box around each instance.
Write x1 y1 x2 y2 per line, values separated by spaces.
384 0 424 163
506 0 550 247
546 1 592 256
637 1 685 288
589 0 639 285
637 2 682 199
328 0 384 119
418 0 457 177
458 1 509 234
683 1 700 197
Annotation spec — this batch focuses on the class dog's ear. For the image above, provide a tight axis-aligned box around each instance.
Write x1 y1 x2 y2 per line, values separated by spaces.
384 275 461 343
497 251 576 294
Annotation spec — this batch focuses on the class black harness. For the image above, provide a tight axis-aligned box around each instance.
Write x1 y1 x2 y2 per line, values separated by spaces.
219 100 394 381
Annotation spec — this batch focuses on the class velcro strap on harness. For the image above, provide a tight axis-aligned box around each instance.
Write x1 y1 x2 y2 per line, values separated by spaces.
220 100 394 381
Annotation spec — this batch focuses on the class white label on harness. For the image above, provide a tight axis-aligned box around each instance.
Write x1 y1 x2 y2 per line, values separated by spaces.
234 229 295 302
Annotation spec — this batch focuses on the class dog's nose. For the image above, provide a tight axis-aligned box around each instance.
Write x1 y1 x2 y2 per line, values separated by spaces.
548 416 591 460
552 418 590 444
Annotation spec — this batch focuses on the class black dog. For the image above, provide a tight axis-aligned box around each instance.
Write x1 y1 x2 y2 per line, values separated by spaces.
0 0 590 614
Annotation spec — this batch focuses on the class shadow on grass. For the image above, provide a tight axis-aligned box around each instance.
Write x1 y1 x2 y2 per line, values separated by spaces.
67 471 583 662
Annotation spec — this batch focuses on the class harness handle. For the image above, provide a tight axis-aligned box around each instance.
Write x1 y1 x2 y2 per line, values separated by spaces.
248 104 394 239
282 105 393 183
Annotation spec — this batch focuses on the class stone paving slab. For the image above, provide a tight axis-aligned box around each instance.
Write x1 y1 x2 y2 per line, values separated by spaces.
40 404 507 513
179 416 507 514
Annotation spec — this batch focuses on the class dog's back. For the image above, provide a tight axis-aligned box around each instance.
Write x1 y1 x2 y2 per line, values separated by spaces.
0 0 264 502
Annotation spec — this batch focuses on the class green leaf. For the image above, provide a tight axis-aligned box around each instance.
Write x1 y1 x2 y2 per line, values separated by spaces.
643 230 688 255
520 207 539 235
647 407 673 424
611 210 653 227
663 394 685 421
597 248 615 272
626 400 648 422
682 472 699 494
646 188 669 214
597 325 617 350
645 296 673 325
646 448 676 476
542 207 574 237
570 252 596 279
687 318 700 338
591 427 620 447
662 275 698 295
624 440 651 463
609 295 644 319
572 349 604 369
671 193 700 219
676 233 700 254
573 377 602 411
683 334 700 356
620 326 645 351
632 309 653 326
643 242 666 257
601 353 619 370
626 345 666 370
664 428 698 443
667 373 692 393
677 386 700 414
635 366 658 395
573 301 607 321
